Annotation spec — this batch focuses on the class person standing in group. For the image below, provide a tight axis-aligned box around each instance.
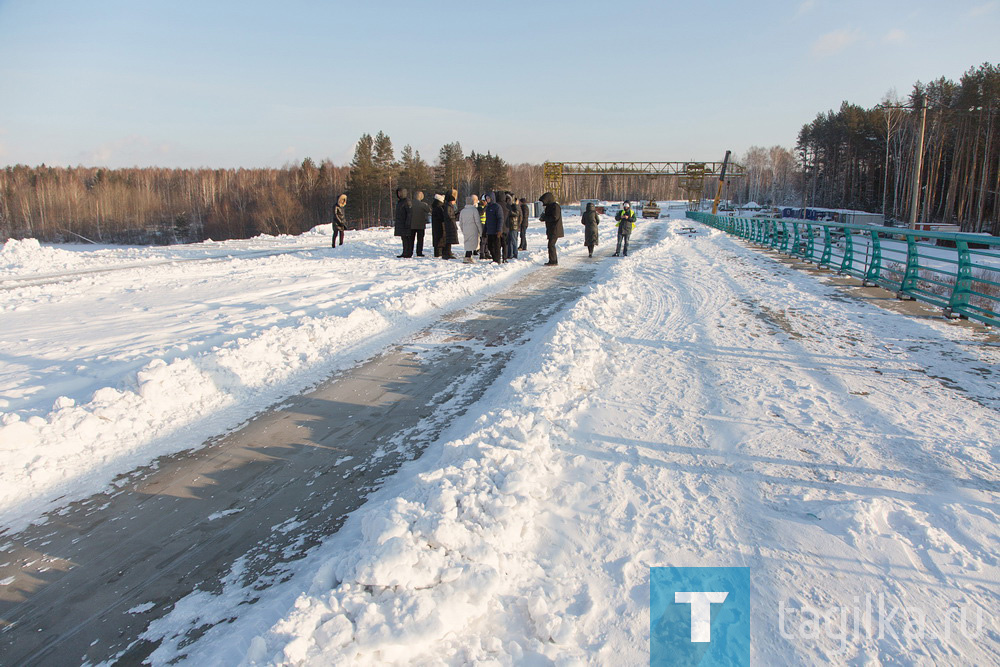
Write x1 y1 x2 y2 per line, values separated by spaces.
538 191 563 266
497 192 512 262
484 192 504 264
459 195 482 263
518 197 530 250
431 194 446 257
582 201 600 257
410 191 430 257
477 195 489 259
332 194 347 248
441 192 459 259
614 200 637 257
504 193 520 260
394 188 412 257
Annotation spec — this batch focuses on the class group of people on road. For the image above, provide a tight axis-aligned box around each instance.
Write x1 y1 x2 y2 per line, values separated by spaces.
333 191 638 265
396 188 541 264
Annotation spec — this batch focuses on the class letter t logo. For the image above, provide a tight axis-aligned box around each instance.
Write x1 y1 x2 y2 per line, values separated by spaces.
674 591 729 642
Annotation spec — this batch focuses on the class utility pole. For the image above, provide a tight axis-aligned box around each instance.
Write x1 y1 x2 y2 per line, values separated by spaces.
909 97 928 230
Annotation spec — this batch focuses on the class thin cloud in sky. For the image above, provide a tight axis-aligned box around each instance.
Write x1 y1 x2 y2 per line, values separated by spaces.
811 28 862 56
966 1 997 17
883 28 907 45
795 0 818 18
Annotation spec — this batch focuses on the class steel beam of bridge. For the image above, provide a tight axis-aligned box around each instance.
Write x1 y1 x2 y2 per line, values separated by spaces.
546 161 744 177
542 160 746 209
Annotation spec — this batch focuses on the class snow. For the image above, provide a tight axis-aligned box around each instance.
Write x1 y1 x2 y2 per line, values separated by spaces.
153 223 1000 663
0 223 567 532
3 212 999 664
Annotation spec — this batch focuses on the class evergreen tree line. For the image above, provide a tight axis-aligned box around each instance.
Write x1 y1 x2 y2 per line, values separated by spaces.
796 62 1000 233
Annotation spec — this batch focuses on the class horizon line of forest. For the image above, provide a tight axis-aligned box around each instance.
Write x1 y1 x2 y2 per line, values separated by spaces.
2 62 997 244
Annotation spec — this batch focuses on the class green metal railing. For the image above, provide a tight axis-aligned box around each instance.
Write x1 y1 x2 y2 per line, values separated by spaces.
687 212 1000 328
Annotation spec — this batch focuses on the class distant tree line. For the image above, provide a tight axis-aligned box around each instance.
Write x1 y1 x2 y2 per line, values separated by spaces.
0 162 349 244
796 62 999 233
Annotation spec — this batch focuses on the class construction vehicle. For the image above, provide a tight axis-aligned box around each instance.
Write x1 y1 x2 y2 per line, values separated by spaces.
641 200 661 219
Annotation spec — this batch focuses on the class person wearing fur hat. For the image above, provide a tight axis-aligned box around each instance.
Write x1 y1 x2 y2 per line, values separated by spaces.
332 194 347 247
431 194 446 257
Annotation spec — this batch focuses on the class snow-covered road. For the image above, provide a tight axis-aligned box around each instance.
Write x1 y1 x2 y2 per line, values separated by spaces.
2 216 998 664
146 221 996 665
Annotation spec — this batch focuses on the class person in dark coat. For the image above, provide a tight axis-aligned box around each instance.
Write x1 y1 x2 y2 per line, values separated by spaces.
394 188 412 257
614 200 637 257
582 201 600 257
484 192 504 264
518 197 530 250
431 194 446 257
442 192 459 259
504 193 520 260
410 191 430 257
538 191 563 265
332 193 347 247
497 191 512 262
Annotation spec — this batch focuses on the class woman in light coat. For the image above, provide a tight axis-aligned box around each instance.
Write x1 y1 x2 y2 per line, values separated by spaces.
459 195 482 263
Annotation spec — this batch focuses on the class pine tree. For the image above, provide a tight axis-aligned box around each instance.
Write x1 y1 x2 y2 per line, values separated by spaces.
373 131 397 223
346 134 377 227
398 145 433 196
436 142 465 195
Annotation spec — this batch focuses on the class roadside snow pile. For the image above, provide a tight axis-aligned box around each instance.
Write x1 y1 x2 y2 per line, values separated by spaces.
0 224 578 532
0 238 81 273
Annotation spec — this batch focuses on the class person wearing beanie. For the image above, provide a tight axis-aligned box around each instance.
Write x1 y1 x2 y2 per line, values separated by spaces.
332 194 347 247
614 200 637 257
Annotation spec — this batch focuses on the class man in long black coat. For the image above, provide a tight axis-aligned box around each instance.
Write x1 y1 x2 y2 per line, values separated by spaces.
538 191 563 265
394 188 411 257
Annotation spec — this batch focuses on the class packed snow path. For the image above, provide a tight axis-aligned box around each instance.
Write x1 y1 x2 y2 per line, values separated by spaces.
0 231 657 665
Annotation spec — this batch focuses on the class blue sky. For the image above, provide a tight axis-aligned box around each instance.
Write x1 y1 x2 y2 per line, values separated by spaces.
0 0 997 168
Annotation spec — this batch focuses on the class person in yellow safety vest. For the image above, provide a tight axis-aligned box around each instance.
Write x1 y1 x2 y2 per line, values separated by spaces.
613 201 637 257
477 195 489 259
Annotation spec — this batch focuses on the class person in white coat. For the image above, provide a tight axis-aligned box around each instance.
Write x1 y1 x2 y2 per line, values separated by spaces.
459 195 482 263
